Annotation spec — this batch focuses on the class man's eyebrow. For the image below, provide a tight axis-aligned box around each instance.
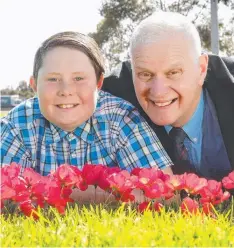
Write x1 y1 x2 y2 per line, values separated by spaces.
135 66 154 72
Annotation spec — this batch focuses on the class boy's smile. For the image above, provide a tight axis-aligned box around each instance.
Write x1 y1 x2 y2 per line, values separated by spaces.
56 104 79 109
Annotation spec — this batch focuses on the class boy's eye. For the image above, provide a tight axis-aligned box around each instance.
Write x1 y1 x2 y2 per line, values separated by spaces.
138 71 153 81
48 77 59 82
74 76 83 81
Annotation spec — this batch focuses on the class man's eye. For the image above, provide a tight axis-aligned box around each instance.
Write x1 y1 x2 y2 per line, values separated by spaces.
138 72 153 81
167 70 182 78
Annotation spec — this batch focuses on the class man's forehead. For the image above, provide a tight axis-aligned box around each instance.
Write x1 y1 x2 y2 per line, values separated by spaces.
131 35 192 57
133 55 187 69
132 44 193 69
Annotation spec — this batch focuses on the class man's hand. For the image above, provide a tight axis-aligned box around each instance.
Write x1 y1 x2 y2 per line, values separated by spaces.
162 166 174 176
70 186 145 204
70 186 116 204
70 182 179 205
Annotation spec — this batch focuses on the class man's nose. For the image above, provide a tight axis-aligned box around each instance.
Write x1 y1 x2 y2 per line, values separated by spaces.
150 77 169 95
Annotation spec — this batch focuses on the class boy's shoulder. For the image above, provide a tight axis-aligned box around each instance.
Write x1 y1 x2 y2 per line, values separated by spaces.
96 90 142 123
98 90 136 111
1 97 43 129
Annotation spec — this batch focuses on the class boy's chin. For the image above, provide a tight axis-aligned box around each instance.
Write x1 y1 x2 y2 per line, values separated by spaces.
52 121 80 132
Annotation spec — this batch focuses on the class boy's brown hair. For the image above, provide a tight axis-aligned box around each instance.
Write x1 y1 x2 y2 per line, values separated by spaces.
33 31 105 81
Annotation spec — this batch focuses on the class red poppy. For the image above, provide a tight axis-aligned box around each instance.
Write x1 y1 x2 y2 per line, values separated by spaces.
200 180 230 205
181 197 199 214
222 171 234 190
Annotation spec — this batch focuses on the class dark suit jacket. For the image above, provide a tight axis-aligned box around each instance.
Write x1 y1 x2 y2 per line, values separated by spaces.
102 55 234 175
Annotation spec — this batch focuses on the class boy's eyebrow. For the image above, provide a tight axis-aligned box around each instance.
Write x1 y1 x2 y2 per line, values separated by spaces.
72 71 86 74
46 72 61 76
44 71 87 77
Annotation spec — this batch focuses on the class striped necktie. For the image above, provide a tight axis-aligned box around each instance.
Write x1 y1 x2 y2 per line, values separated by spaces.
169 127 196 174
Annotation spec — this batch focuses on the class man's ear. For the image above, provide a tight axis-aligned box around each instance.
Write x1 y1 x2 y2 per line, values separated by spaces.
198 54 209 86
97 73 104 90
30 76 37 92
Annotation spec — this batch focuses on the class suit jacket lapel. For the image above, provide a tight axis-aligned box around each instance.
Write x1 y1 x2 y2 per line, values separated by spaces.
205 55 234 170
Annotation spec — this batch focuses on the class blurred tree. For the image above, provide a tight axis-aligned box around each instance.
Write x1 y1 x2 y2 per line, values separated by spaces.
16 80 35 99
0 87 17 95
1 81 35 99
90 0 234 69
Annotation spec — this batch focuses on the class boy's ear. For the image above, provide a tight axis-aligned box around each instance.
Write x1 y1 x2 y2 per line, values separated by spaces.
30 76 37 92
97 73 104 90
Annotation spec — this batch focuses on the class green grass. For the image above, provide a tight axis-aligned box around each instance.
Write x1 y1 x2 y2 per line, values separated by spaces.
0 108 234 246
0 111 9 118
1 203 234 247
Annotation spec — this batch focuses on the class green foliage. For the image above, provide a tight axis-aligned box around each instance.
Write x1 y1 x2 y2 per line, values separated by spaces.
91 0 234 69
1 81 34 100
16 81 34 99
1 202 234 247
0 87 17 96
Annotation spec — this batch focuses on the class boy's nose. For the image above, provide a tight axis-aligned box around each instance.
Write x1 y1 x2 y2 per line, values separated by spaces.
58 81 75 96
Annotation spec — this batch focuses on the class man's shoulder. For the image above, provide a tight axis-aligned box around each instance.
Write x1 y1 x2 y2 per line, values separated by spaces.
1 97 43 129
204 55 234 95
207 54 234 79
221 56 234 75
103 61 140 108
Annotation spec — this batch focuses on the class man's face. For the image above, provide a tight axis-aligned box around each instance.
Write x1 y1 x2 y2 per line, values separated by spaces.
132 36 208 127
31 47 102 131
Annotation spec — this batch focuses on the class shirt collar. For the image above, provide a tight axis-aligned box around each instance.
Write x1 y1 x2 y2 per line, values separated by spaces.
165 90 204 144
43 91 108 145
45 117 98 144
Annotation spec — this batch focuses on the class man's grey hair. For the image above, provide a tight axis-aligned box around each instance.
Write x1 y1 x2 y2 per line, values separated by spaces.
130 11 202 59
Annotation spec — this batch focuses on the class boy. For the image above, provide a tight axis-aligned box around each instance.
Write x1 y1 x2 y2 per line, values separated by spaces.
1 31 173 179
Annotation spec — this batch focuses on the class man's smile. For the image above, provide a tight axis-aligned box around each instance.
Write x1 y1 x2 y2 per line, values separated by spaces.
149 98 178 107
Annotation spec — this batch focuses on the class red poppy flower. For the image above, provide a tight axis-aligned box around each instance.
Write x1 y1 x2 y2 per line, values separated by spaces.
222 171 234 190
200 180 230 205
181 197 199 214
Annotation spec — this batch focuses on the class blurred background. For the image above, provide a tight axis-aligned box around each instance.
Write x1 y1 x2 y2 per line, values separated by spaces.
0 0 233 110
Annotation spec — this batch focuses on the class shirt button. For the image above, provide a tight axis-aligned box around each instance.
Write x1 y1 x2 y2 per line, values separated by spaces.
71 153 76 158
69 133 73 139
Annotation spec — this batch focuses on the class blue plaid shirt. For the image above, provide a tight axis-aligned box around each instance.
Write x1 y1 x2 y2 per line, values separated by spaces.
1 91 172 175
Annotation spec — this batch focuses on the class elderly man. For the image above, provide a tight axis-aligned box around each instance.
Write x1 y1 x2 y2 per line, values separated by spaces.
103 11 234 181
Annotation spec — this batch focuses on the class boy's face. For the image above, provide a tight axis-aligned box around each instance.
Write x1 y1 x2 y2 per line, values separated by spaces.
30 47 103 131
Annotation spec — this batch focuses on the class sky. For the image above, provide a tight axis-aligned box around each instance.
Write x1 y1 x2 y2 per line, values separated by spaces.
0 0 232 90
0 0 103 89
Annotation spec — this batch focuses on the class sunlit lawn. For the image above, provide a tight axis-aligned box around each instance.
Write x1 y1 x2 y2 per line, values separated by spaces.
0 111 9 118
1 107 234 246
1 203 234 247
